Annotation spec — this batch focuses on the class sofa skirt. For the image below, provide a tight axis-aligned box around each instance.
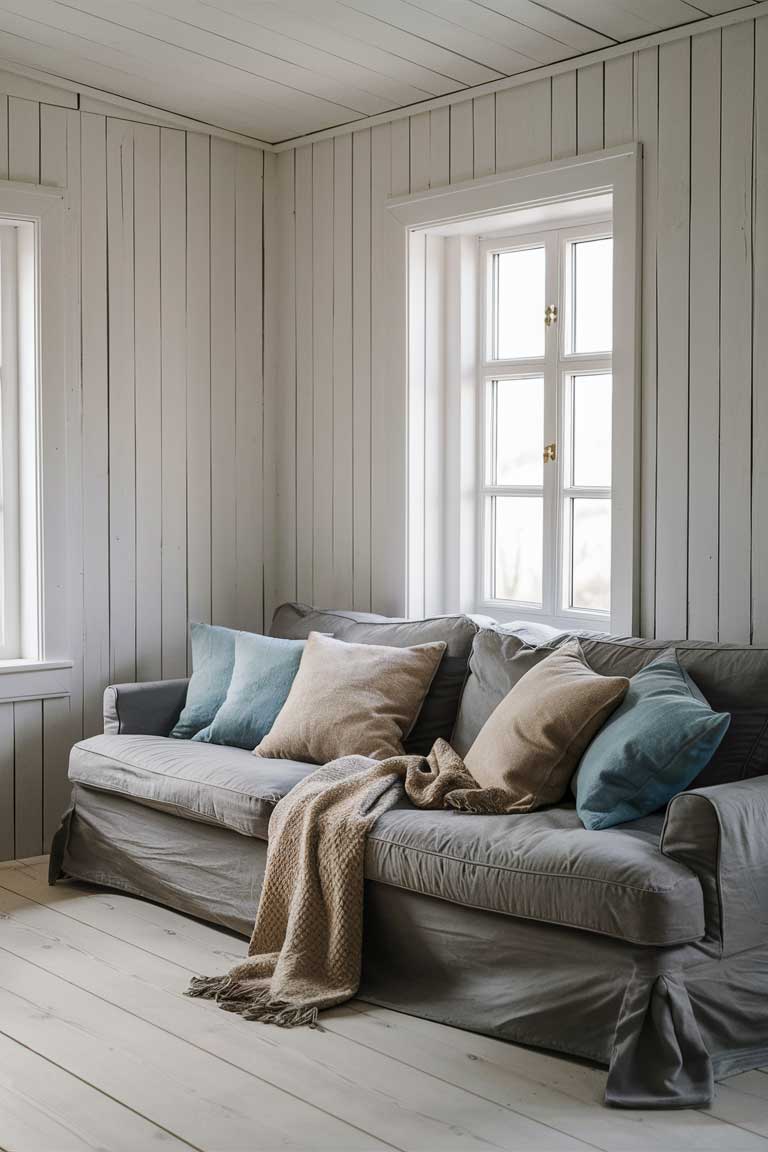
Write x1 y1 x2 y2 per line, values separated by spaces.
51 783 768 1109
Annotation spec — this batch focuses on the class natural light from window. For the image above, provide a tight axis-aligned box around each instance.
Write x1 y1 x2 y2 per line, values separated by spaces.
480 220 613 627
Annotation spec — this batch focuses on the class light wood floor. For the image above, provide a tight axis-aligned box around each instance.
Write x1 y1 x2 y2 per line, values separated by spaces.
0 860 767 1152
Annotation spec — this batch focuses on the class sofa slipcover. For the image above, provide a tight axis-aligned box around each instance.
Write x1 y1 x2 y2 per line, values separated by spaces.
69 734 315 839
367 803 704 946
69 731 705 947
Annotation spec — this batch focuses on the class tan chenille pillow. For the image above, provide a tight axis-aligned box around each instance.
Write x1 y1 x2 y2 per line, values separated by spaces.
464 638 629 811
253 631 446 763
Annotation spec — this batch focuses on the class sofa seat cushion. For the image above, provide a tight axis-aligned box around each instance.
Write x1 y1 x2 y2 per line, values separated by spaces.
69 734 315 839
364 805 705 946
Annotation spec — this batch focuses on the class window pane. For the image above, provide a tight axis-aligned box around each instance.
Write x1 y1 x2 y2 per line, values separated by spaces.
492 376 544 485
573 237 612 353
492 495 542 604
572 373 611 487
495 247 545 359
569 498 611 612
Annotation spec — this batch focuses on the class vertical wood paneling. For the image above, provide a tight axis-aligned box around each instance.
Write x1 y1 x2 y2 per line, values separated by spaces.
8 97 38 182
332 134 353 607
133 124 162 681
409 112 429 193
577 63 604 153
62 105 84 759
0 705 12 860
235 146 264 633
210 138 238 629
371 122 407 613
351 130 372 612
429 106 450 188
0 94 8 180
551 72 577 160
473 94 495 178
40 104 67 188
635 48 659 639
311 139 335 607
604 55 634 147
753 18 768 645
0 97 267 861
42 696 71 848
263 148 297 623
160 128 188 677
688 31 721 641
655 38 691 639
294 145 314 606
186 133 212 640
449 102 473 183
495 80 551 171
106 119 136 682
13 700 42 860
80 112 109 736
719 20 754 643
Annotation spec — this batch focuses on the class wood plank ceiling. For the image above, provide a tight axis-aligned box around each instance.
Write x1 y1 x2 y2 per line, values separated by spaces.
0 0 758 144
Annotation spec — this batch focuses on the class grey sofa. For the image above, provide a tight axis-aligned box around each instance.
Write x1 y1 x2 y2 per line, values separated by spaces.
50 604 768 1109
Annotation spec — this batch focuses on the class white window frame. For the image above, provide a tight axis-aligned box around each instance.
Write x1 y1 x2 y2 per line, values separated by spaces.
0 224 19 659
388 143 642 635
478 218 613 630
0 182 71 682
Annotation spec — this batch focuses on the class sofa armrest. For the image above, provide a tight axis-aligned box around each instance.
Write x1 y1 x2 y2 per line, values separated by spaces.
661 776 768 955
103 679 189 736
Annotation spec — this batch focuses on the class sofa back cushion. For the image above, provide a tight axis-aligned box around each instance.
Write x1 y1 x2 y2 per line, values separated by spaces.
454 627 768 788
270 603 477 755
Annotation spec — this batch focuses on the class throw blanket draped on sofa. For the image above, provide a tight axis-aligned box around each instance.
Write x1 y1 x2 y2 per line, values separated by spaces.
187 739 510 1024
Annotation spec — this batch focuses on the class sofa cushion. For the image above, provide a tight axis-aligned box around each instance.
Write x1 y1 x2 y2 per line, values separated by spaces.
454 627 768 787
365 804 705 946
69 734 315 839
270 602 477 755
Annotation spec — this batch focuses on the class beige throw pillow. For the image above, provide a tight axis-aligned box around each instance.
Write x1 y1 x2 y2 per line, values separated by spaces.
464 638 629 811
253 631 447 763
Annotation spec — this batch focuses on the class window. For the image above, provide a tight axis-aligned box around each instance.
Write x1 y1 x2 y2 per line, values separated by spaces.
480 221 613 628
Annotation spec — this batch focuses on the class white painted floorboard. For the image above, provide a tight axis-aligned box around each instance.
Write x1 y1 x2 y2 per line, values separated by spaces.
0 860 766 1152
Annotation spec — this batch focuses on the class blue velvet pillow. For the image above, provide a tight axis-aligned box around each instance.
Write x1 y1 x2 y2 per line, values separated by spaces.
575 650 730 830
170 622 238 740
193 631 306 750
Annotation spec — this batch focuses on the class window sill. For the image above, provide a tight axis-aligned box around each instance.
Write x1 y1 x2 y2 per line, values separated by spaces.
0 658 72 702
0 658 73 673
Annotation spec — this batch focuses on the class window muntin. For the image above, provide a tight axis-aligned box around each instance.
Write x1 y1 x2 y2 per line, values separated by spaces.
480 221 612 627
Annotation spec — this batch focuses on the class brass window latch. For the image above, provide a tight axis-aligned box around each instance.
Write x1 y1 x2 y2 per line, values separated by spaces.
543 442 557 463
545 304 558 326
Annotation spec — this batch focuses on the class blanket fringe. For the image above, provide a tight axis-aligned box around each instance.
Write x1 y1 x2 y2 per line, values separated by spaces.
185 974 231 1000
185 974 319 1028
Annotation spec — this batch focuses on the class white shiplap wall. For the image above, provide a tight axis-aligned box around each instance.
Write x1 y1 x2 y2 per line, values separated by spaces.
1 96 264 861
264 15 768 649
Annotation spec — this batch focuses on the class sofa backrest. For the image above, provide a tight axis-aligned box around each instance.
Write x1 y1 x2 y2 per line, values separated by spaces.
270 603 477 755
453 628 768 788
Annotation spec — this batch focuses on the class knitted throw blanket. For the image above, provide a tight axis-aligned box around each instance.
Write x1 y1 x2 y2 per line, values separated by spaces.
187 739 503 1027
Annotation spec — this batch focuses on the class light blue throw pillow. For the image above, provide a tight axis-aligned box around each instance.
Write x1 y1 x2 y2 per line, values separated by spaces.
193 631 306 750
170 622 238 740
575 650 730 830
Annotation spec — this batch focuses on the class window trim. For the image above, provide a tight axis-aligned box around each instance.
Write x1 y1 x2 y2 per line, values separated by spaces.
0 224 19 659
0 182 69 668
477 220 613 631
389 143 642 634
